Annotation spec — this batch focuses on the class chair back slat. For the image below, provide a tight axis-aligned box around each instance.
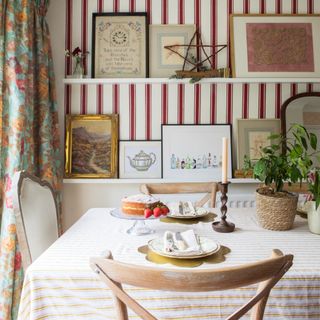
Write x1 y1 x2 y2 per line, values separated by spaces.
140 182 218 208
91 250 293 319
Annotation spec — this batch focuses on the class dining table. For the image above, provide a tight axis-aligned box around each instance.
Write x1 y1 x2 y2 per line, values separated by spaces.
18 207 320 320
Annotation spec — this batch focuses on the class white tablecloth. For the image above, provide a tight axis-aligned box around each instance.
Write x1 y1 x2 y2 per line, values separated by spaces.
18 208 320 320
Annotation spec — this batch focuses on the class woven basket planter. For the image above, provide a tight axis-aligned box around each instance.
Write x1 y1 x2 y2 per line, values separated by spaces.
256 188 298 231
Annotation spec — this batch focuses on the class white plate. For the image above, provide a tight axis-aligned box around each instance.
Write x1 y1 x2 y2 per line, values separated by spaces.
148 236 220 259
167 207 209 219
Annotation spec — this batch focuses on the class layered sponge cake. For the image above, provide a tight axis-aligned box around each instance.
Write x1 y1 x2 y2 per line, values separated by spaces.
121 194 159 216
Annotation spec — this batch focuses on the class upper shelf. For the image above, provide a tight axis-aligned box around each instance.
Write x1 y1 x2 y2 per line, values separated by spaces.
63 77 320 85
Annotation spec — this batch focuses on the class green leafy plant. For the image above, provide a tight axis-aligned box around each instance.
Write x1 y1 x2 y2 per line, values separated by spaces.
245 124 320 193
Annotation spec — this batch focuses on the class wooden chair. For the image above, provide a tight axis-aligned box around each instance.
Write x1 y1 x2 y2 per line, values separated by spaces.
12 171 60 270
140 182 218 208
91 250 293 320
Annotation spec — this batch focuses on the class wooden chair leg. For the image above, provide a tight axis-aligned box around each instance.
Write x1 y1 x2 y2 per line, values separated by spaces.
250 250 285 320
101 252 129 320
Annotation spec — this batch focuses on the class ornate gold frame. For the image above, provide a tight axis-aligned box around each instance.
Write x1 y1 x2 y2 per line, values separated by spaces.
65 114 119 178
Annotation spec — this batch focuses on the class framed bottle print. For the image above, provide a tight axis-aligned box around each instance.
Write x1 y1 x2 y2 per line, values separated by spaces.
162 124 233 181
92 13 148 78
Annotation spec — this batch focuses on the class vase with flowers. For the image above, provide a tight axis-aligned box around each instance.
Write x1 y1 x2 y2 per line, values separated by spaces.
305 168 320 234
65 47 89 78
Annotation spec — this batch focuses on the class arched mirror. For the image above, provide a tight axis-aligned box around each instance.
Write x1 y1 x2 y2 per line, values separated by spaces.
281 92 320 166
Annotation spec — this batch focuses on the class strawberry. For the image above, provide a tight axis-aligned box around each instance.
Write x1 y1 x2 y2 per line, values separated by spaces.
161 206 169 215
144 208 153 219
153 207 162 218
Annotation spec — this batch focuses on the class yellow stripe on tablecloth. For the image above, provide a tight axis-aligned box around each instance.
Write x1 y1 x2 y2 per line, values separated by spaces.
20 297 320 320
22 275 320 284
26 285 320 291
34 312 108 320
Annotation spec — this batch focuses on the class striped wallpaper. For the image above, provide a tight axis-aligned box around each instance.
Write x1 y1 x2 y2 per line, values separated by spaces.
64 0 320 144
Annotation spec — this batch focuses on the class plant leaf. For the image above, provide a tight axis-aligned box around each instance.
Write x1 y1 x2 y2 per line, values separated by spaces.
310 133 318 150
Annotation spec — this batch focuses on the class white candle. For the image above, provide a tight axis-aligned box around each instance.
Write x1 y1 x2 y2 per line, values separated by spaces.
221 137 228 183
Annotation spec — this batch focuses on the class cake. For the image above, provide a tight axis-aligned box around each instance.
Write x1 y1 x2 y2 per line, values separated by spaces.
121 194 159 216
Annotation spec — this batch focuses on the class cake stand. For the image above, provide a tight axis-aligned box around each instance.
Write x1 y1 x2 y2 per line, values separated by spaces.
110 208 156 236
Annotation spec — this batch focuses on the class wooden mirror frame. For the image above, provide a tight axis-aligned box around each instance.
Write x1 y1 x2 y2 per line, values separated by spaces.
280 92 320 153
281 92 320 136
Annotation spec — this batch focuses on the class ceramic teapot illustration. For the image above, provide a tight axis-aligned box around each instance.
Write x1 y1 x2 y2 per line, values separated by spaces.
127 150 156 171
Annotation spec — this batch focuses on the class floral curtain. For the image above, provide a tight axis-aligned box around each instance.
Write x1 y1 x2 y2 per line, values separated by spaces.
0 0 61 318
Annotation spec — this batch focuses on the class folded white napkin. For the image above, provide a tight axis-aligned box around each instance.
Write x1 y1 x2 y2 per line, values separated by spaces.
163 230 202 256
167 201 197 216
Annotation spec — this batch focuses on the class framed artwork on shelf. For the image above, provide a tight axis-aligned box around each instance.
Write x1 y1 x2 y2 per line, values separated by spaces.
230 14 320 78
119 140 162 179
162 124 232 181
65 114 119 178
149 24 196 78
237 119 281 169
92 12 148 78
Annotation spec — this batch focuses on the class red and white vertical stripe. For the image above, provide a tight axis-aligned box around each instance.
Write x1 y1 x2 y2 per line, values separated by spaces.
63 0 319 141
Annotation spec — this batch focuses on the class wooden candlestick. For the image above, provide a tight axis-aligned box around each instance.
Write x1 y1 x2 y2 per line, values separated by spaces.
212 182 235 233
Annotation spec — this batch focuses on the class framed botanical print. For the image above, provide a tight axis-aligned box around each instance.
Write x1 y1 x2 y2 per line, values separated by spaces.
119 140 162 179
230 14 320 77
162 125 232 181
149 24 196 78
65 114 119 178
237 119 281 169
92 13 148 78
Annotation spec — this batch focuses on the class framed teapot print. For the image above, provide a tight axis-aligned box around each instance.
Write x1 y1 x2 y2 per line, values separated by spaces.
119 140 162 179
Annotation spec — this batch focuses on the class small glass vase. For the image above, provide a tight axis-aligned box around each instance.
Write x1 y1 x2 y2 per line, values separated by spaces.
72 59 84 78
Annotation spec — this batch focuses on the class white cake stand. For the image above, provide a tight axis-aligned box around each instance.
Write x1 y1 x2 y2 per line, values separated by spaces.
110 208 156 236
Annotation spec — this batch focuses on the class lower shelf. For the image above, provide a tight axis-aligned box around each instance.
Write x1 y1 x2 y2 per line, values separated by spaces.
63 178 258 184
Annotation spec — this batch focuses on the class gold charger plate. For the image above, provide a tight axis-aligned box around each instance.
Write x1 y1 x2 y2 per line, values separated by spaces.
160 212 216 224
138 245 231 268
148 236 220 259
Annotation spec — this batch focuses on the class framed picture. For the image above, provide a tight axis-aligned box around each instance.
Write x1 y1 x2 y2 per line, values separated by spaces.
65 114 119 178
230 14 320 77
237 119 281 169
92 13 148 78
119 140 161 178
162 125 232 181
149 24 196 78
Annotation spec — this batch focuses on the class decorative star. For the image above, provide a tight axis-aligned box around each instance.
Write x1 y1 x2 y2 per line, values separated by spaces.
164 29 227 72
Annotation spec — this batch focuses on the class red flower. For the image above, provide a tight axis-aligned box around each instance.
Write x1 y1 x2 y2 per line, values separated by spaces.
72 47 82 56
14 252 22 271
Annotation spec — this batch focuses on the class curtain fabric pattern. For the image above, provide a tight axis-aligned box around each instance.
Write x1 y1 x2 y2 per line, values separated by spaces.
0 0 61 318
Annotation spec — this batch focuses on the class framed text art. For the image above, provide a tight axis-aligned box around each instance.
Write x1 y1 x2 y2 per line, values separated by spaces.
162 125 232 181
119 140 162 179
149 24 196 78
92 13 148 78
230 14 320 77
237 119 281 169
65 114 119 178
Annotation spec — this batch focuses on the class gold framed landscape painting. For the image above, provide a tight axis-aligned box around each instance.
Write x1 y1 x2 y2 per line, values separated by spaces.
65 114 119 178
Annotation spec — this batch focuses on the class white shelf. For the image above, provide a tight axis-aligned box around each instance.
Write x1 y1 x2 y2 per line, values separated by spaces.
63 77 320 85
63 178 258 184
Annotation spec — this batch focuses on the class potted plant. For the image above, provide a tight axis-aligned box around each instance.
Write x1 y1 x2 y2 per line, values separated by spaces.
305 169 320 234
246 124 319 231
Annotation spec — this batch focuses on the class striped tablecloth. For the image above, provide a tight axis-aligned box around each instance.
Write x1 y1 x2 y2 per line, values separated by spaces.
18 208 320 320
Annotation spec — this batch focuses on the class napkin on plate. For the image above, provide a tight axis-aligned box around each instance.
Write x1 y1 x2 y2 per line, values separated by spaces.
167 201 197 216
163 229 202 256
